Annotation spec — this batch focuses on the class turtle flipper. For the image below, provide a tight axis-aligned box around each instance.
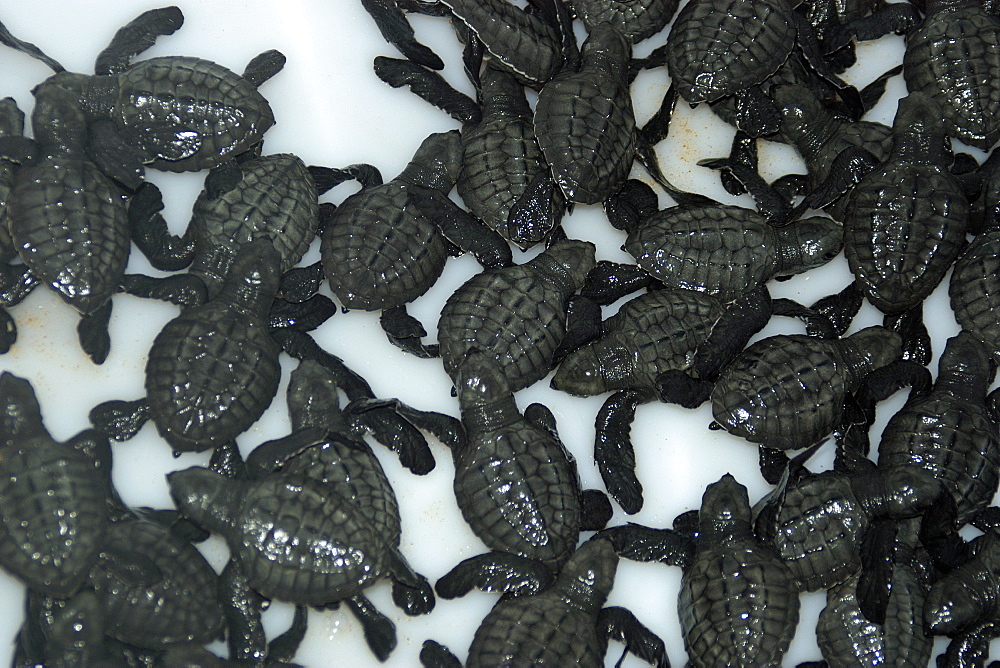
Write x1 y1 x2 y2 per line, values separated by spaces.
346 594 397 662
436 551 553 600
267 605 307 664
219 558 267 663
0 18 64 72
94 6 183 75
380 305 439 358
242 49 286 88
89 398 150 441
596 606 670 668
883 304 931 366
128 182 196 271
0 307 15 354
595 389 653 515
344 397 438 475
374 56 479 123
77 299 112 365
420 640 463 668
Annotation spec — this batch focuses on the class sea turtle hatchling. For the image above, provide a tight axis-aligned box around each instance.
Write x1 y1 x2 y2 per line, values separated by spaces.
423 537 668 667
601 474 800 667
438 238 596 393
711 326 902 451
0 6 283 184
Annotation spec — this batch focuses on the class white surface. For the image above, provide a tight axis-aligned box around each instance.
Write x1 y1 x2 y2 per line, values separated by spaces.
0 1 987 664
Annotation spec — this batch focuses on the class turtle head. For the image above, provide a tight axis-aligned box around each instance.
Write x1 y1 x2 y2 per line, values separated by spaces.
551 346 609 396
700 473 751 525
456 350 511 410
776 216 843 275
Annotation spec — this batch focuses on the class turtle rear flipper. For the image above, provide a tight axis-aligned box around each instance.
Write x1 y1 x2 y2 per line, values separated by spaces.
596 606 670 668
346 594 397 662
436 551 553 600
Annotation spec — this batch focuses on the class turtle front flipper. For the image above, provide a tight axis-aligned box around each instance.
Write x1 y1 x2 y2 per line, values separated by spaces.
373 56 479 123
595 388 655 515
362 0 445 70
436 551 554 600
93 6 183 75
89 397 150 442
386 547 435 616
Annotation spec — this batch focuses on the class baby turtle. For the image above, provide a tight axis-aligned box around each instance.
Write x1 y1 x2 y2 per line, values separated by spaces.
321 130 510 354
534 23 636 204
1 81 129 364
623 202 842 302
814 518 933 667
876 332 1000 524
602 474 800 666
711 326 901 450
91 239 282 453
0 6 282 182
843 91 968 314
0 372 110 598
127 154 352 297
439 0 564 87
903 0 1000 150
374 57 564 249
450 351 610 571
427 537 668 666
438 238 596 393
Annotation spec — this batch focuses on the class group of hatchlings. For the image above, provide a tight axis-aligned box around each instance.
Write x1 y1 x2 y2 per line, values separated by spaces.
0 0 1000 665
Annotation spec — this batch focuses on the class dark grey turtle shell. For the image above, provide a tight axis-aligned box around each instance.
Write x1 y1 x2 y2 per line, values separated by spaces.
552 289 726 396
771 472 869 590
667 0 795 104
145 240 281 452
876 332 999 524
903 0 1000 149
466 539 616 666
168 469 390 605
0 97 24 263
625 205 842 302
457 67 555 248
566 0 679 43
950 228 1000 361
680 542 798 666
276 433 402 549
110 56 275 171
8 155 128 315
322 181 450 310
534 24 635 204
455 359 582 570
816 532 932 668
189 153 318 288
89 518 224 649
438 239 596 392
711 327 901 450
0 434 108 598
